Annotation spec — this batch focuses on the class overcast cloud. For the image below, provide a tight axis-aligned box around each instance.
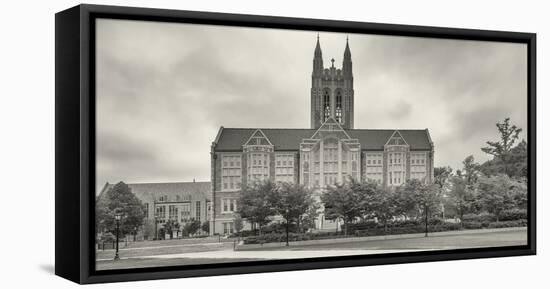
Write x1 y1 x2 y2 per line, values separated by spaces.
96 19 527 193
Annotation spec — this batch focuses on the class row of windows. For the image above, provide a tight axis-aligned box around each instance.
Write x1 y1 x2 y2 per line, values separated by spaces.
365 166 383 173
275 153 294 186
220 151 428 188
222 155 242 191
222 155 241 168
222 199 237 213
154 203 198 223
389 171 406 185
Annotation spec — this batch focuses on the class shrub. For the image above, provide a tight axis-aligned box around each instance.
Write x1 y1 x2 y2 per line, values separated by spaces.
462 221 483 229
499 209 527 221
230 229 257 238
345 221 379 234
462 212 496 223
428 217 445 226
487 219 527 228
99 232 115 242
242 219 527 245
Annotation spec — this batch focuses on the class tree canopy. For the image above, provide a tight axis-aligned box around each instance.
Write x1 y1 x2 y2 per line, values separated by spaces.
322 179 376 235
478 174 525 222
96 181 145 235
269 182 317 244
236 180 278 235
481 117 525 177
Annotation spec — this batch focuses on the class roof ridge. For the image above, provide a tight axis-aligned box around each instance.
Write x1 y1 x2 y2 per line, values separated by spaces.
221 127 428 131
222 127 314 130
125 181 211 185
348 128 428 131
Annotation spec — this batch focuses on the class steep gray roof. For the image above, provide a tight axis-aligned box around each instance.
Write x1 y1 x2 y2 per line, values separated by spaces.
214 127 433 151
99 181 211 203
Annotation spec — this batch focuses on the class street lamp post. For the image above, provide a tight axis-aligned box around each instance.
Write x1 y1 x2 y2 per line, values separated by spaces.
114 212 122 260
154 215 159 240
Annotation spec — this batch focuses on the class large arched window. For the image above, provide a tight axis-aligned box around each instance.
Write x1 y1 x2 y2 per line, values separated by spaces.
323 89 331 121
335 90 343 123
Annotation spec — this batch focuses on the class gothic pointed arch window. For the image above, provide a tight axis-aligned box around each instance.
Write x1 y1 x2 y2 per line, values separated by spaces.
323 89 330 121
335 90 343 123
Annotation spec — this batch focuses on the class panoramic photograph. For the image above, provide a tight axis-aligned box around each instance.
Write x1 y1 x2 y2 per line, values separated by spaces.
94 18 528 270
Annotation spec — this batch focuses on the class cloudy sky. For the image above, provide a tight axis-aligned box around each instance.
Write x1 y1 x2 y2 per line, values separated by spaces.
95 19 527 193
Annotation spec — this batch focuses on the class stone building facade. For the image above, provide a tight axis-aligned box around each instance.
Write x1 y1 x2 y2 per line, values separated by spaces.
209 37 435 235
99 181 211 239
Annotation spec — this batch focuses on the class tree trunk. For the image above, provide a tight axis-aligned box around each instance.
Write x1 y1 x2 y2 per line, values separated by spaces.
285 219 290 247
424 206 429 237
344 221 348 236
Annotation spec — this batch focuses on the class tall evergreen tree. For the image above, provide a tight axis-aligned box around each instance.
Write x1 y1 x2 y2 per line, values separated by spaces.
481 117 523 177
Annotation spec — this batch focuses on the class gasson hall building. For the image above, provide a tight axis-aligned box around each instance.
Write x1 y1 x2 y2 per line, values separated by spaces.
209 37 435 235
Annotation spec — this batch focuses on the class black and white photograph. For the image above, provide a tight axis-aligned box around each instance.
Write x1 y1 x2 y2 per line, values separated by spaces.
93 18 529 271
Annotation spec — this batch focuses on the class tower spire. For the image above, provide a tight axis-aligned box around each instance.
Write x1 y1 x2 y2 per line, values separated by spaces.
313 33 324 75
344 36 351 59
314 33 322 57
343 36 352 77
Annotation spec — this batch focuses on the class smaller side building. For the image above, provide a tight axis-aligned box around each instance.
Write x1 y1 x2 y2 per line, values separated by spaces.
98 181 211 239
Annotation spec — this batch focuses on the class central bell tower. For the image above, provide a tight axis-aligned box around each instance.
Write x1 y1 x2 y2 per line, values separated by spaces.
310 35 354 129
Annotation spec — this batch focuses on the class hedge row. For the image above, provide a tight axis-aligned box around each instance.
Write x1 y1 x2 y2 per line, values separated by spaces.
462 209 527 223
243 219 527 245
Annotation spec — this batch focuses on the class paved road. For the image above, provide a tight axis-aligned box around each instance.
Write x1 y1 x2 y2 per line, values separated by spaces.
96 228 526 270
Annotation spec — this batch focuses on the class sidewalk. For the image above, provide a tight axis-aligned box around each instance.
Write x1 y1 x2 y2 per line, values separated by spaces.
96 227 526 262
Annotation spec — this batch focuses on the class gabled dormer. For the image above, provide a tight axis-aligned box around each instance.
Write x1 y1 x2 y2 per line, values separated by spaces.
310 117 351 140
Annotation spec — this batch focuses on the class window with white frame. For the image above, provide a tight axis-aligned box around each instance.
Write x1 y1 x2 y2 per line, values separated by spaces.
168 205 178 220
222 155 242 191
275 153 294 183
180 203 191 222
388 152 406 186
350 151 359 180
323 138 338 186
155 205 166 222
410 152 427 181
221 198 237 213
301 152 310 186
247 152 270 182
365 152 383 183
195 201 201 222
223 222 234 235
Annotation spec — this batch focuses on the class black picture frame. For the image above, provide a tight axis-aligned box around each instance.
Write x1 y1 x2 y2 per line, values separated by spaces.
55 4 536 284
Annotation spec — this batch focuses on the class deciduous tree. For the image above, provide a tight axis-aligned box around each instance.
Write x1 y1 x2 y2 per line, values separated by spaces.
96 181 145 236
478 174 522 222
236 180 278 236
269 182 317 245
403 179 441 236
322 180 373 236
